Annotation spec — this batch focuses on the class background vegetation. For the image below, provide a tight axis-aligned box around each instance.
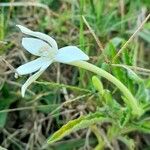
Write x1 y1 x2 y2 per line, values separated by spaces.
0 0 150 149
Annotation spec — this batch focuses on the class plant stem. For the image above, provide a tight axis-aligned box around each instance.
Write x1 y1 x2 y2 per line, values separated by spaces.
91 125 105 150
71 61 143 117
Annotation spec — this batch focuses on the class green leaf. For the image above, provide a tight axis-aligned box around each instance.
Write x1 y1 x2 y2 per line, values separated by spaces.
103 89 121 110
47 112 109 144
0 84 16 128
48 138 96 150
144 78 150 89
37 104 60 114
0 13 5 40
104 42 117 61
92 76 104 94
135 82 149 103
110 37 124 48
0 111 7 128
119 108 131 128
103 90 113 107
122 49 132 65
134 120 150 133
111 66 126 84
113 65 143 83
138 29 150 43
0 97 15 128
107 125 120 141
127 68 143 83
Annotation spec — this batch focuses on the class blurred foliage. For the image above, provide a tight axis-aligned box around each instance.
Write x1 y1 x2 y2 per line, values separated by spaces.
0 0 150 149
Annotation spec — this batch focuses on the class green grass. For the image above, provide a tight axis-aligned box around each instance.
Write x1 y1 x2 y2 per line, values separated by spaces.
0 0 150 149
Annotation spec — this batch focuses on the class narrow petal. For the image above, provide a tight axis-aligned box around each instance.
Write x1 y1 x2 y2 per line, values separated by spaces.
21 61 52 97
22 38 52 56
16 25 58 50
16 57 49 75
54 46 89 63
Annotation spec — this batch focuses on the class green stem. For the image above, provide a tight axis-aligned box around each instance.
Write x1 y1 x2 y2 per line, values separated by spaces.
91 125 105 150
71 61 143 117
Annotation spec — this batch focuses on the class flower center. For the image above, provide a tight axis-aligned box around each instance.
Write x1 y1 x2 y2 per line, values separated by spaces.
47 49 58 60
38 45 58 60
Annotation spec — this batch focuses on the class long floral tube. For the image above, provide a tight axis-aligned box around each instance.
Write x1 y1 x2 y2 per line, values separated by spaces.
70 60 143 117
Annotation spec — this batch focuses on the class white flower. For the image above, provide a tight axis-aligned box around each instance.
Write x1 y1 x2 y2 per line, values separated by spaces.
16 25 89 97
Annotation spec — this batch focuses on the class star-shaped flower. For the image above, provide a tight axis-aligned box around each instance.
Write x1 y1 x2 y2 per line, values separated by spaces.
16 25 89 97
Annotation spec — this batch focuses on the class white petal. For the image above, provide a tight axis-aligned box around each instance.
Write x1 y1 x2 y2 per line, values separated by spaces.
16 57 50 75
22 38 52 56
16 25 58 50
21 61 52 97
54 46 89 63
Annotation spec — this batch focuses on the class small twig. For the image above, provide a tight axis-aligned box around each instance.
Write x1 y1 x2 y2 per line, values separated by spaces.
0 106 35 113
113 13 150 61
35 81 92 93
39 94 91 123
2 78 35 96
112 64 150 74
39 110 76 123
82 16 104 51
84 128 91 149
50 94 91 115
0 56 16 73
27 92 50 104
0 104 57 113
82 16 108 62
